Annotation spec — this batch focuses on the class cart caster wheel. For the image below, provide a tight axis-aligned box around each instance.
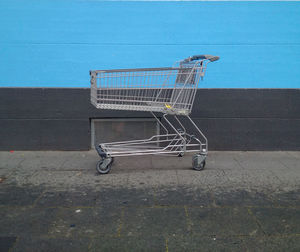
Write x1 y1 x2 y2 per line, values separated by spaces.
177 145 185 157
192 154 206 171
96 157 114 174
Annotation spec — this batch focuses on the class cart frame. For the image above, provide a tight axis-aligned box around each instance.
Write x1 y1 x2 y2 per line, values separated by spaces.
90 55 219 174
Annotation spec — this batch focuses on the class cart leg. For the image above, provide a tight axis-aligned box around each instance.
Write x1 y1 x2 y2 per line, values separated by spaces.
163 114 187 155
186 115 208 154
176 128 185 157
185 115 207 171
174 116 186 157
150 111 169 135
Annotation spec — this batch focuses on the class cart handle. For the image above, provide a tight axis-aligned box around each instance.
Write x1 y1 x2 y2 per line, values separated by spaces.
184 55 220 62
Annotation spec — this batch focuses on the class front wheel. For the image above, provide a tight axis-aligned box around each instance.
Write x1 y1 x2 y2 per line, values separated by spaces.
96 157 114 174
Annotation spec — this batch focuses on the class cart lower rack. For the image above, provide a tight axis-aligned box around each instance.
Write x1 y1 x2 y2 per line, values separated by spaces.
90 55 219 174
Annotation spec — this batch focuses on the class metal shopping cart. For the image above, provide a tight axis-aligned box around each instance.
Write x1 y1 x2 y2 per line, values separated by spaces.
90 55 219 174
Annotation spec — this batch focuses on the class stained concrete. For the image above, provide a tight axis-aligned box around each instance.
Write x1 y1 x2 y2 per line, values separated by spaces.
0 151 299 251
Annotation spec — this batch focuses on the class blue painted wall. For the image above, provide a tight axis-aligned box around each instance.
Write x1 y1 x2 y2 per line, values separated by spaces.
0 1 299 88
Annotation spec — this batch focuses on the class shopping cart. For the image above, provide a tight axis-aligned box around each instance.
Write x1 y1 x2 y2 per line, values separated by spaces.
90 55 219 174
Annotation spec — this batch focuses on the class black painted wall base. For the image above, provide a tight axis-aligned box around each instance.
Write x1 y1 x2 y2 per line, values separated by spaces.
0 88 299 151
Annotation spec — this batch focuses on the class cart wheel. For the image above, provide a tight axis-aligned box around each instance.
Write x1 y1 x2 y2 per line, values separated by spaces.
177 144 185 157
192 154 206 171
96 157 113 174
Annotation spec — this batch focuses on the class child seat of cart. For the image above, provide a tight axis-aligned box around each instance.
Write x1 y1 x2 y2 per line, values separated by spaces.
167 65 197 111
145 65 197 114
175 66 197 86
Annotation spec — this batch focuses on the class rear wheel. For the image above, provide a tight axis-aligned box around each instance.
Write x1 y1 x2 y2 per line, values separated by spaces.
192 154 206 171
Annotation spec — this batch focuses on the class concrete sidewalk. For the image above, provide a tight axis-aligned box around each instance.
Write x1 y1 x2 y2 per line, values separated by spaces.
1 151 300 251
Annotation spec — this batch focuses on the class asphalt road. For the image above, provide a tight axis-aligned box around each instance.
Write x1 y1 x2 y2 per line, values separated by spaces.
1 151 300 251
